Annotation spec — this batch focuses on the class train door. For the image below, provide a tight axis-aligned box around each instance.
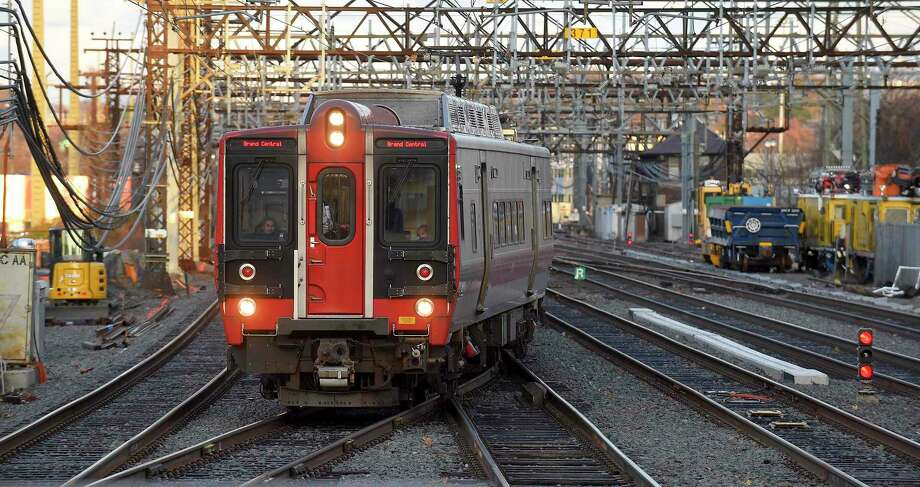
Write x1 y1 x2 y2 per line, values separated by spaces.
527 157 540 294
475 151 492 313
306 163 365 315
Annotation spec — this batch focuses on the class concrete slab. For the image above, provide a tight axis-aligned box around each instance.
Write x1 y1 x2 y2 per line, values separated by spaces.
1 366 37 393
628 308 829 385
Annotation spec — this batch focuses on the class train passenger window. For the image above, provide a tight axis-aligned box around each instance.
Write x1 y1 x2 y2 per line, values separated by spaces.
885 208 908 224
508 201 517 243
502 201 517 245
318 169 355 244
382 166 438 243
471 202 478 252
235 164 291 244
516 201 525 243
495 202 504 247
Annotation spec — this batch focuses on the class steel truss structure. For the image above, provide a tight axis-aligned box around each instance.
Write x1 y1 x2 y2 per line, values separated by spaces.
130 1 920 261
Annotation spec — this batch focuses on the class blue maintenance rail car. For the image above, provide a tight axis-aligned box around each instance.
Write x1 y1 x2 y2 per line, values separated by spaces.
703 206 804 272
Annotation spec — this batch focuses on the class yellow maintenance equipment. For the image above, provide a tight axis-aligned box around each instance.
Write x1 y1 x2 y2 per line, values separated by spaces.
797 193 920 282
695 180 760 246
48 228 106 301
45 228 110 324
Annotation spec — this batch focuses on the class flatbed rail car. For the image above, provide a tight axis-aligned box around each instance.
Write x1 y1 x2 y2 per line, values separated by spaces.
703 206 804 271
216 90 553 408
797 193 920 281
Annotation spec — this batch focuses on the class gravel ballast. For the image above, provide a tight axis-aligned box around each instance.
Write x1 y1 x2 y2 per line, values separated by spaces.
525 304 823 486
622 246 920 316
622 270 920 358
0 277 216 437
551 277 920 442
138 375 285 464
329 413 482 486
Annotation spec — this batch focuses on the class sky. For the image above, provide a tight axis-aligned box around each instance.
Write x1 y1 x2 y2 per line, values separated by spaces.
10 1 141 101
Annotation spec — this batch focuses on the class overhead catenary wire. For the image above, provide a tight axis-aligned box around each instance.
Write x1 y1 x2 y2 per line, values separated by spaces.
11 0 141 99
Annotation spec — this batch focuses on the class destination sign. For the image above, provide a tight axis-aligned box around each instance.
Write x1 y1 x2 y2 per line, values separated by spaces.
375 138 447 152
227 138 297 153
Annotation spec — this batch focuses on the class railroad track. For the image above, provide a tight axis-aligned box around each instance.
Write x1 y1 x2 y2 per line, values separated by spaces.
552 260 920 398
97 367 499 485
450 351 656 486
102 360 657 487
544 290 920 487
0 301 234 485
556 236 920 337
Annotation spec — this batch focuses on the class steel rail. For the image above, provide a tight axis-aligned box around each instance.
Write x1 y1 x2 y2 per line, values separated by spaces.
87 412 301 485
540 308 865 487
587 258 920 341
556 259 920 374
556 238 920 331
447 398 509 487
68 365 240 485
0 300 220 459
547 288 920 462
556 244 920 340
546 290 920 484
239 366 501 486
502 351 660 487
448 351 659 487
551 264 920 398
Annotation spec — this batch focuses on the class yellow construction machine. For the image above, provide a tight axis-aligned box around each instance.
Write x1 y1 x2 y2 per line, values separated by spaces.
45 228 110 324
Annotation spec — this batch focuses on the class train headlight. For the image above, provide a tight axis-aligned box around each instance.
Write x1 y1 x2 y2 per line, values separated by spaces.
328 130 345 147
415 298 434 318
328 109 345 127
238 297 256 317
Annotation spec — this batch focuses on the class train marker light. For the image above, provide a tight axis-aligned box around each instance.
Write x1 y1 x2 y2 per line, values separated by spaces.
239 263 256 281
416 264 433 281
415 298 434 318
239 297 256 317
328 109 345 127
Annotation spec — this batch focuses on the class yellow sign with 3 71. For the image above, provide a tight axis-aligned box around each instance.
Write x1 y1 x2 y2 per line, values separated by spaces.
564 27 599 39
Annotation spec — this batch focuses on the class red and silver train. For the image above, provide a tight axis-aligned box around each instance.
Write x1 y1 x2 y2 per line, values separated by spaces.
216 90 553 408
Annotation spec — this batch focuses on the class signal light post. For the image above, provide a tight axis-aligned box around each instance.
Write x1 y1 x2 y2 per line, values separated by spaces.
857 328 878 403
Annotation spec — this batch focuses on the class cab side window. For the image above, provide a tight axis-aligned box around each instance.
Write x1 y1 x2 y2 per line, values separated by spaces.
235 163 292 245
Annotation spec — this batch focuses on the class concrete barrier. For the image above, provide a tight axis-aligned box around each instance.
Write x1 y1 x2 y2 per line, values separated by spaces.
629 308 829 385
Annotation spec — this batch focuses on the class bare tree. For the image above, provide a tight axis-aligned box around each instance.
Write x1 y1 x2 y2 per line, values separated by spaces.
877 90 920 164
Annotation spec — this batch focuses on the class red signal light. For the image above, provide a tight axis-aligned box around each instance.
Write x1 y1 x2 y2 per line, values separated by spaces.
858 364 873 380
239 263 256 281
858 329 873 346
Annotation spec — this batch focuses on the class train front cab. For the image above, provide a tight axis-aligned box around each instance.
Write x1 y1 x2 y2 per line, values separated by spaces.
217 96 551 408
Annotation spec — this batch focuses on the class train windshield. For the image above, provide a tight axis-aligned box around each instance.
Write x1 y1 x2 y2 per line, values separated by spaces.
381 164 437 243
235 164 291 244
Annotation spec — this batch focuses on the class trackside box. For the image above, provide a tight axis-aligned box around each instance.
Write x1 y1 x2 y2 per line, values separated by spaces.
0 250 36 364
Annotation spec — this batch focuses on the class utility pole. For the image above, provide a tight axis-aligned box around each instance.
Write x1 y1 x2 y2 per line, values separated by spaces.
681 114 697 243
28 0 45 230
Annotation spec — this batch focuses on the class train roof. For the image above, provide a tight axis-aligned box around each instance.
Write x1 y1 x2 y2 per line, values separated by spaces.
300 89 505 139
797 193 919 202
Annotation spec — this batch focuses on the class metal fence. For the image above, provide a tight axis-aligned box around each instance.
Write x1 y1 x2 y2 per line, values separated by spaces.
874 223 920 286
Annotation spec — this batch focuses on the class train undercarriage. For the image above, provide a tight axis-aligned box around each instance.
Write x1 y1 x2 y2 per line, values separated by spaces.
231 302 541 408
